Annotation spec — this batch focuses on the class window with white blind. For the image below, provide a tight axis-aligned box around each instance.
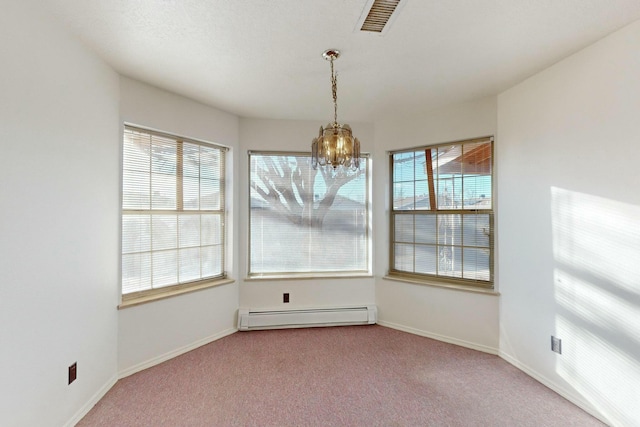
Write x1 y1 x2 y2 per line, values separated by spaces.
121 125 227 301
389 137 494 289
248 151 370 278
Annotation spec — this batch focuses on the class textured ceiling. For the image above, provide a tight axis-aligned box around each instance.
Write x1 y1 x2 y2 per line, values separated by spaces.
42 0 640 122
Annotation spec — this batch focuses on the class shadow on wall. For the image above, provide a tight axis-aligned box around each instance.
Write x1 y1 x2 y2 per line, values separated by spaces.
551 187 640 426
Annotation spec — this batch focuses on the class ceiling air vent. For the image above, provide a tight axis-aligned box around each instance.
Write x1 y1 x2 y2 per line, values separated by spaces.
360 0 402 33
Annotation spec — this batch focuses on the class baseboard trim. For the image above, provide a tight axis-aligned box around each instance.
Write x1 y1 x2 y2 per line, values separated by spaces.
378 320 499 355
498 351 609 425
64 374 117 427
118 327 237 379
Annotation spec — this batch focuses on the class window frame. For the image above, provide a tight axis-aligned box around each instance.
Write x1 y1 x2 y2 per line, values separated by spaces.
388 136 495 290
247 150 372 280
120 124 231 307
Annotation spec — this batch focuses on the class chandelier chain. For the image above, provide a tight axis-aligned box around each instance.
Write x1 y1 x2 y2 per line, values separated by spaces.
330 57 338 125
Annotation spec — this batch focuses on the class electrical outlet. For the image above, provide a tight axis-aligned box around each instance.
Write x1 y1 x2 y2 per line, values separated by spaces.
551 336 562 354
68 362 77 384
283 293 290 303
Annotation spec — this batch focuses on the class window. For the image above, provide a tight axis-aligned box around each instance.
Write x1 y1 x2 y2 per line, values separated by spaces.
121 125 227 301
389 137 494 289
249 151 370 278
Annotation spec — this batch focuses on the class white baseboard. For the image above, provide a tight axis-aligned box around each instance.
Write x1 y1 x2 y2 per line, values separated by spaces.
498 351 609 426
64 374 117 427
118 327 237 379
377 320 499 355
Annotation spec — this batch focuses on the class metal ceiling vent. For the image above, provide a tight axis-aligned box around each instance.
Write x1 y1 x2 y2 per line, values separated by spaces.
359 0 402 33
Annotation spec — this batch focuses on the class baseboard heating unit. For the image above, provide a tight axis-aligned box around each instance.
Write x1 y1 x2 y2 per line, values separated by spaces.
237 306 377 331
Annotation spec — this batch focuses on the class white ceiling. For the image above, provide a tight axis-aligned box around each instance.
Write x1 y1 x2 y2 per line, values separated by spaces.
43 0 640 123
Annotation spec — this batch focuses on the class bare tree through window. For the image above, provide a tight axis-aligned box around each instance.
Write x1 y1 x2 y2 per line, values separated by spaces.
249 153 369 277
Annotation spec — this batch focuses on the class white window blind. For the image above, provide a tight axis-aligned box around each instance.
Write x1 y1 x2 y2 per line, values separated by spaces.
121 125 226 297
390 137 494 288
249 151 370 278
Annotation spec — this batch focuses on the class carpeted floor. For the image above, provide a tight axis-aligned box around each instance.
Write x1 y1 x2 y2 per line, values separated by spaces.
78 325 605 426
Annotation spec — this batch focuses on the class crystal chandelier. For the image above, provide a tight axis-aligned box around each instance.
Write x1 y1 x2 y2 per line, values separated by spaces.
311 49 361 170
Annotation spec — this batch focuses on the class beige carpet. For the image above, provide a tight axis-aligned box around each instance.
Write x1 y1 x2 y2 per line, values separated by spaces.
78 325 604 426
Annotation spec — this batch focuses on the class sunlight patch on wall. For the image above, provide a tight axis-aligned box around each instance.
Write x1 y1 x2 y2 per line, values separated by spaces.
555 269 640 343
552 187 640 293
554 314 639 426
551 187 640 426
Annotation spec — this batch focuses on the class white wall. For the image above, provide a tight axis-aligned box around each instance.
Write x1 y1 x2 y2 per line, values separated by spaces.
0 3 120 426
374 97 500 353
117 77 240 376
497 20 640 426
239 118 376 310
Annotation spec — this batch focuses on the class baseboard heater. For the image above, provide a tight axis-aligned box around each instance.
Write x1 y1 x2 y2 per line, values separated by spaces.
237 305 377 331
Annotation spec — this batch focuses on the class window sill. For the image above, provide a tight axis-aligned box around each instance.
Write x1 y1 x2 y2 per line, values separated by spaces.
245 273 373 281
383 275 500 296
119 278 235 309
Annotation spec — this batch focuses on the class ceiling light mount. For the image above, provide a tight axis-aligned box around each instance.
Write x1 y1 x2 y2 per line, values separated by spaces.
322 49 340 61
311 49 361 171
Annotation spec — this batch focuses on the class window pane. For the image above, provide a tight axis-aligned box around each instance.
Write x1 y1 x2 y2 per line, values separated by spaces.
394 243 414 272
122 170 150 209
200 178 220 210
438 246 462 278
394 215 414 243
182 143 200 178
202 245 222 277
414 151 428 180
151 137 176 174
152 215 177 251
152 250 178 287
436 176 463 209
393 152 415 182
179 247 200 283
437 145 463 175
462 247 490 281
414 180 430 210
183 176 200 210
462 140 492 176
249 153 369 275
438 214 462 246
202 214 221 245
179 215 200 248
415 214 437 244
462 214 490 248
462 175 492 209
151 172 176 209
122 252 151 293
415 245 437 275
200 146 220 180
122 215 151 254
123 131 150 172
150 137 176 209
393 182 414 210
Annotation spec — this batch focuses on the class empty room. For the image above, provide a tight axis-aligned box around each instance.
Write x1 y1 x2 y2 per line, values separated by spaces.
1 1 639 426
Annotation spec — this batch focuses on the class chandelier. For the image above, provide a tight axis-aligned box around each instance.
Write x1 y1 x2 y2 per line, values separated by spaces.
311 49 361 170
